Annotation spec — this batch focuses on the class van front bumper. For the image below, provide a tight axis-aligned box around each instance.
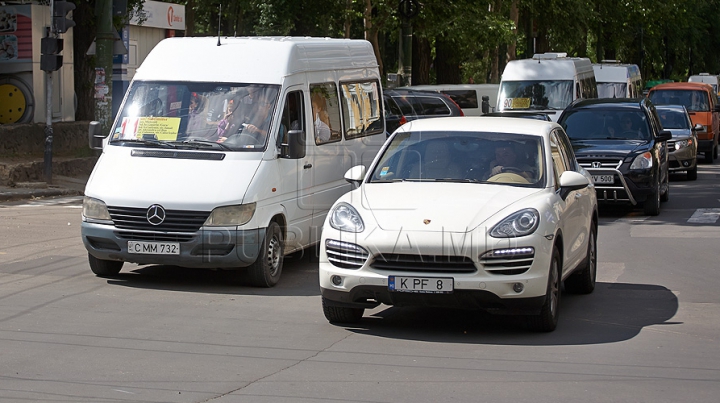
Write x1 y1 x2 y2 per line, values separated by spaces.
81 221 265 268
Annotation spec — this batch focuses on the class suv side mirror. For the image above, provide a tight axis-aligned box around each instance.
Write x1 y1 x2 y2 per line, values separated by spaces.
558 170 589 200
693 123 704 132
656 130 672 142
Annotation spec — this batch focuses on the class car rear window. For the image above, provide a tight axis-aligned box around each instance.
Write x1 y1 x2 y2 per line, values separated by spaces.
440 90 478 109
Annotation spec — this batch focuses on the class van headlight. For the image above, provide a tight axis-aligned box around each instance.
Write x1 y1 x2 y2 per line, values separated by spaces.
83 197 111 221
630 151 653 170
204 203 256 226
329 202 365 232
490 208 539 238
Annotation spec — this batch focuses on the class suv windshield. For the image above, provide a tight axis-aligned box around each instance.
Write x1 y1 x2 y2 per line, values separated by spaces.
369 131 544 187
110 81 280 151
561 109 651 140
498 80 573 111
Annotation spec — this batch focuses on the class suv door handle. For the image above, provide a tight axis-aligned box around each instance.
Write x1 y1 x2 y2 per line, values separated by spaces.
304 163 313 169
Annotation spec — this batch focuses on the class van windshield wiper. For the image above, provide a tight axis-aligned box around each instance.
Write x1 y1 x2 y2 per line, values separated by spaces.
113 138 177 148
172 139 232 151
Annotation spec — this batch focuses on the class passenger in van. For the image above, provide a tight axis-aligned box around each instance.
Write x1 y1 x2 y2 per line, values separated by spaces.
486 142 534 180
186 93 209 137
690 91 709 111
311 92 332 143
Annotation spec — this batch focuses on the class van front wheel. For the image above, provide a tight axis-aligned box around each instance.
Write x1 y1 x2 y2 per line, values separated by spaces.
248 222 284 288
88 254 123 277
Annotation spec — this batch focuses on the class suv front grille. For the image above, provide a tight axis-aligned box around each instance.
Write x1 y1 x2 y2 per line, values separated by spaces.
578 158 623 169
370 254 476 273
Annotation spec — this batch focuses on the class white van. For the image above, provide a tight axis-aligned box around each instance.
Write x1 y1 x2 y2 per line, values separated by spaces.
399 84 500 115
497 52 597 121
82 36 386 287
688 73 720 94
593 61 642 98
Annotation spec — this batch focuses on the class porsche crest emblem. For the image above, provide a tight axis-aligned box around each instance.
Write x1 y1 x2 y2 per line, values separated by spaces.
423 219 431 225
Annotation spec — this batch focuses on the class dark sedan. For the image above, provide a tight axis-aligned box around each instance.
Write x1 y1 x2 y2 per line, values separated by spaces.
383 89 464 135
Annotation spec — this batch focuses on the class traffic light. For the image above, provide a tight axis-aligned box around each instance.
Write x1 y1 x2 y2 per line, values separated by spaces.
53 1 76 34
40 37 63 72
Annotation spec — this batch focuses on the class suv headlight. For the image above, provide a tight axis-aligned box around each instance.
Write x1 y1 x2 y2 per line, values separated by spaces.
329 202 365 232
204 203 256 226
490 208 539 238
83 197 111 221
630 151 653 170
674 138 692 150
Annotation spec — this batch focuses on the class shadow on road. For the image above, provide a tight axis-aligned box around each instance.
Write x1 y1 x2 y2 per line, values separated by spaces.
341 282 678 345
103 247 321 297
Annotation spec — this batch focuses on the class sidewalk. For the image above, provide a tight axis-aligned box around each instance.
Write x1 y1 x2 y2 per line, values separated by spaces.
0 158 95 202
0 175 87 202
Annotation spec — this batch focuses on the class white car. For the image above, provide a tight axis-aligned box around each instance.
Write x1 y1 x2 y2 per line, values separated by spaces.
319 117 599 332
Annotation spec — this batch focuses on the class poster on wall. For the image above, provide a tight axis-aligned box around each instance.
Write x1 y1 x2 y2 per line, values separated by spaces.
0 5 31 63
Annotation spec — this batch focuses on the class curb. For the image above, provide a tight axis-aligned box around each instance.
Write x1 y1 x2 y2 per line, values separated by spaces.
0 187 83 202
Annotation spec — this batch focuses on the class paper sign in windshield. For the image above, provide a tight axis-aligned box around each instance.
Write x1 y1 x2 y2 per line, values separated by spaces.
118 117 181 140
503 98 531 109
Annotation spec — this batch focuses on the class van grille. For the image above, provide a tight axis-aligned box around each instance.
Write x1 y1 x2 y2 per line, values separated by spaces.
107 206 210 233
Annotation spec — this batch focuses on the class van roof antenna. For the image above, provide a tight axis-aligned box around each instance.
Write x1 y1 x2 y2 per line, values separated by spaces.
217 4 222 46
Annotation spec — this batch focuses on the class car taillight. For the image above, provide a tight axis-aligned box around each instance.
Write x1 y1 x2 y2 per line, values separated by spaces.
443 94 464 116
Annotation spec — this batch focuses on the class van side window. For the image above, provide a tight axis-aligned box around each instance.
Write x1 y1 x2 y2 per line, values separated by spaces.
278 90 304 147
310 83 342 145
340 80 384 139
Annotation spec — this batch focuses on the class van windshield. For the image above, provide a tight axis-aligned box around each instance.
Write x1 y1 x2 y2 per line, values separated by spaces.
109 81 281 151
648 89 710 112
597 83 627 98
498 80 573 111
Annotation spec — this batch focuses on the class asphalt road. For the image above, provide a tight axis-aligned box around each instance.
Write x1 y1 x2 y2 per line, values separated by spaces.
1 164 719 403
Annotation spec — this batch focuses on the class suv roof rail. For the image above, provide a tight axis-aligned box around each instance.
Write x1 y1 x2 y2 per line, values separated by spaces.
600 59 621 64
533 52 567 60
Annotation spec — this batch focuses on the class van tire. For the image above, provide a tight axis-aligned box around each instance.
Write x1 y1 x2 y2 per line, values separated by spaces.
88 254 123 277
248 222 284 288
322 297 364 323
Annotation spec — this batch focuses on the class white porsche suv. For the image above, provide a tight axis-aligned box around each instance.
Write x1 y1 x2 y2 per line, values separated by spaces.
319 117 599 332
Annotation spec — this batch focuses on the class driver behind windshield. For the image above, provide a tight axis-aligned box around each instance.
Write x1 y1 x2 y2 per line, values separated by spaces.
487 142 534 180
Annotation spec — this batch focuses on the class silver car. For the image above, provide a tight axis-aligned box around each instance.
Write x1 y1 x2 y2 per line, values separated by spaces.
657 104 699 180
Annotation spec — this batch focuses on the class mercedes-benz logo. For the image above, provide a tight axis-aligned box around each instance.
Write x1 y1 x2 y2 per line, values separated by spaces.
146 204 166 225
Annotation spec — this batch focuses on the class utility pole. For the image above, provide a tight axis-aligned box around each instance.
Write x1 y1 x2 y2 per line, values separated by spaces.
40 0 76 184
95 0 114 135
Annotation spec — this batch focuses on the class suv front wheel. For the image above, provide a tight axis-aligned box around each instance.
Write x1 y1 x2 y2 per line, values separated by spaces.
643 179 661 216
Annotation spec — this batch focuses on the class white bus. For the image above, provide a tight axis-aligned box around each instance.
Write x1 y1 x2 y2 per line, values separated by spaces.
593 61 643 98
497 52 597 121
83 37 386 287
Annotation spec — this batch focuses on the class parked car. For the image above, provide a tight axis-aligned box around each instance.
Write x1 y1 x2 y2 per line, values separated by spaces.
399 84 499 116
656 104 699 180
558 98 672 215
647 82 720 163
482 111 552 121
383 89 464 135
319 117 599 332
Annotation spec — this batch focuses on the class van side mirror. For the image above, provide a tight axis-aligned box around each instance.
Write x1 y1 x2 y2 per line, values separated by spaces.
656 130 672 142
481 96 490 114
88 121 105 150
280 129 305 159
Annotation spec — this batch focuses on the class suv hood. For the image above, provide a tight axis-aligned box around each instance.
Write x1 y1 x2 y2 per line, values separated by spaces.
571 139 648 156
360 182 543 232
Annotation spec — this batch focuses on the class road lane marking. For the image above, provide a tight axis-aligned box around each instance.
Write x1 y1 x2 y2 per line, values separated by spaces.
688 208 720 223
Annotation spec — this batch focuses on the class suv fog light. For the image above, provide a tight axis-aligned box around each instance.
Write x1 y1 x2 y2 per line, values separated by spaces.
512 282 524 293
682 160 690 167
331 275 343 286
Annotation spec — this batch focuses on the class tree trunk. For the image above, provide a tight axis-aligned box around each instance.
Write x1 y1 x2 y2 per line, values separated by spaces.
507 0 518 61
73 1 97 121
186 0 195 36
364 0 383 78
412 36 431 85
435 35 461 84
